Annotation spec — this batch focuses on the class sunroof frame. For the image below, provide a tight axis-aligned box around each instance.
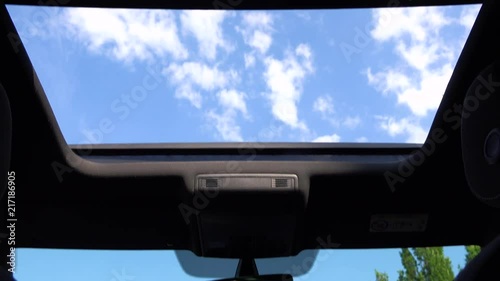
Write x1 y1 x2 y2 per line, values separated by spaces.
4 0 482 10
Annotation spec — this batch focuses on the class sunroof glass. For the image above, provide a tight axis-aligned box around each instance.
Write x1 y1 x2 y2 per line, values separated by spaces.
6 4 481 144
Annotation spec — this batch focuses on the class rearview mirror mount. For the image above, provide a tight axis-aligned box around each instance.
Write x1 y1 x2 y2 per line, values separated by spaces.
212 274 293 281
211 258 294 281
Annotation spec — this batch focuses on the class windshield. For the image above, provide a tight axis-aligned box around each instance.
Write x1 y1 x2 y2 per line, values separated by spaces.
14 246 478 281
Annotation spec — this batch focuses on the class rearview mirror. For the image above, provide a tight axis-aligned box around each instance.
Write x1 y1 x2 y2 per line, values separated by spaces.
213 274 293 281
175 249 318 278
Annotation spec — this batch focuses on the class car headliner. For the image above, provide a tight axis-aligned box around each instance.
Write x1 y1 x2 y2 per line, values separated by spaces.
0 0 499 262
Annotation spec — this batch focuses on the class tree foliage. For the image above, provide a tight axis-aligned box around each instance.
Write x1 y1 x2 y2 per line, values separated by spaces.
375 271 389 281
375 246 481 281
465 246 481 264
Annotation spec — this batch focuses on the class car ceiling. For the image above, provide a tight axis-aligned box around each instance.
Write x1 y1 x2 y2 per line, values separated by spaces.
1 0 499 261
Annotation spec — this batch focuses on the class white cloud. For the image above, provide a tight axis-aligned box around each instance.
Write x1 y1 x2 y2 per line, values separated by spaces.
242 11 273 28
180 10 230 60
397 64 454 117
313 97 361 129
207 89 249 141
367 64 453 117
237 11 274 54
174 84 202 109
313 95 334 115
263 44 314 131
396 41 446 71
164 62 238 107
244 53 256 68
370 7 451 43
457 5 481 48
356 137 368 142
248 30 273 54
343 116 361 129
217 89 248 116
459 5 481 30
62 8 187 63
166 61 237 90
206 110 243 141
296 44 313 72
366 5 479 148
367 68 411 95
377 116 427 143
366 6 458 117
313 134 341 143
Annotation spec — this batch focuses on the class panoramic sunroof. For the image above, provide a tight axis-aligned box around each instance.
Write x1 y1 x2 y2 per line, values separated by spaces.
7 4 481 144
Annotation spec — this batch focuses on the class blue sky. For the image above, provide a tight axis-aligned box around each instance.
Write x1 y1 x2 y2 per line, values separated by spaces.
7 4 480 144
6 4 481 281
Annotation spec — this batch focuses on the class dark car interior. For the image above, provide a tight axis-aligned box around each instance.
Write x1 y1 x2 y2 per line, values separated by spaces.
1 0 500 280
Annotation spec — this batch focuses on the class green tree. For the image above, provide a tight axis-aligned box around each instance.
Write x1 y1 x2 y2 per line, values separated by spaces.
397 248 421 281
375 271 389 281
457 245 482 271
375 246 480 281
465 246 481 264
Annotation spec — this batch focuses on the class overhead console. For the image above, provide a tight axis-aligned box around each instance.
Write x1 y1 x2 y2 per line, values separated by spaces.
187 174 305 259
197 174 298 192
